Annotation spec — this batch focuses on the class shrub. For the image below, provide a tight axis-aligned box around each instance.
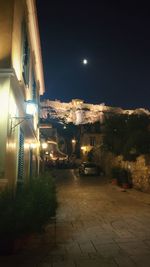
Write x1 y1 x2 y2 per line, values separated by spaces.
103 113 150 161
0 172 57 240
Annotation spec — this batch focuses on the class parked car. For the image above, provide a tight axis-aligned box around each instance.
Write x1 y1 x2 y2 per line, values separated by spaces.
79 162 100 176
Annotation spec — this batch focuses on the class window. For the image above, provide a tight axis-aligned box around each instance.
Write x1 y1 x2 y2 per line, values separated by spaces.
29 147 33 178
21 21 30 86
90 136 96 146
18 129 24 181
32 70 37 100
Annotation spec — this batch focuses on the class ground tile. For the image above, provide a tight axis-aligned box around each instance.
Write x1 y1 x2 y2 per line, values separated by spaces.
78 241 97 254
144 239 150 248
65 242 82 255
75 258 118 267
118 241 150 255
37 263 52 267
52 260 76 267
113 253 136 267
94 243 122 258
130 253 150 267
114 229 135 239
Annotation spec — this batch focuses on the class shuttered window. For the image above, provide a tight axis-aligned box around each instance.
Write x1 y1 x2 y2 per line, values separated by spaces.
21 21 30 86
32 70 37 100
18 129 24 181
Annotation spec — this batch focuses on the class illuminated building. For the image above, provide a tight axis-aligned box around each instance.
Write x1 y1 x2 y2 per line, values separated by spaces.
0 0 45 189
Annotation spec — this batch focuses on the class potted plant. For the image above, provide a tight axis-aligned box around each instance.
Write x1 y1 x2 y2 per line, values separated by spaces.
111 167 120 185
111 167 132 188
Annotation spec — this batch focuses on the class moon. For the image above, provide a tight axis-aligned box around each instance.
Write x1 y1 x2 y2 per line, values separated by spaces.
82 59 88 65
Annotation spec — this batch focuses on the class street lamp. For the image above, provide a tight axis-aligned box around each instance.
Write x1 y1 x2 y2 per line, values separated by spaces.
72 139 76 153
41 142 48 149
10 100 37 132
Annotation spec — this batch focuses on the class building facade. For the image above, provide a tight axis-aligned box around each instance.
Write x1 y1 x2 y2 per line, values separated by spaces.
80 132 103 162
0 0 45 189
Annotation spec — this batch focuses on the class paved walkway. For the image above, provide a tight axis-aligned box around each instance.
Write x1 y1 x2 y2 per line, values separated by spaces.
1 169 150 266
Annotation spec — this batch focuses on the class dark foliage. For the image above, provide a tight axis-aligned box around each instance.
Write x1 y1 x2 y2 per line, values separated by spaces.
0 173 57 240
103 114 150 161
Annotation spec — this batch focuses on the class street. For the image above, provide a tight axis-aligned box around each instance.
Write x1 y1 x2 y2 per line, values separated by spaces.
52 169 150 267
1 169 150 266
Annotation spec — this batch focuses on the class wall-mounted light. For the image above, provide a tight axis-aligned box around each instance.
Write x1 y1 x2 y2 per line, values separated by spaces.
10 100 37 131
30 143 37 149
26 100 37 116
24 143 30 149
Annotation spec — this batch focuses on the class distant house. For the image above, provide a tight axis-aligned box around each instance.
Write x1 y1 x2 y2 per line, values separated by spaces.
40 121 68 162
80 124 103 162
0 0 45 190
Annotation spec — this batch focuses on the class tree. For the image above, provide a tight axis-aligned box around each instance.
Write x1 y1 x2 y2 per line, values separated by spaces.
103 113 150 161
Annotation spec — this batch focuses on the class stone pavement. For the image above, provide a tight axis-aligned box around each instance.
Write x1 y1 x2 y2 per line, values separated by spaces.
1 169 150 266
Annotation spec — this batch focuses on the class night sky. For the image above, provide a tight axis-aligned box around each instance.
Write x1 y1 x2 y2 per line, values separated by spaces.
36 1 150 109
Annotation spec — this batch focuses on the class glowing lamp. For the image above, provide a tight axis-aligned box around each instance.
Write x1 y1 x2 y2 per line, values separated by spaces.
42 143 48 149
26 101 37 116
30 143 37 149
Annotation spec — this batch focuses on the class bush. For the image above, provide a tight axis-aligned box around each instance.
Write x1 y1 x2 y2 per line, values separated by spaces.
103 114 150 161
0 172 57 240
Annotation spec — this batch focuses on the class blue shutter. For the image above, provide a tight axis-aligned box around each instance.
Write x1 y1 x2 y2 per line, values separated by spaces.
18 129 24 181
22 21 30 86
32 70 37 100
